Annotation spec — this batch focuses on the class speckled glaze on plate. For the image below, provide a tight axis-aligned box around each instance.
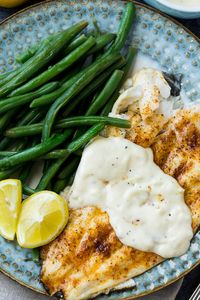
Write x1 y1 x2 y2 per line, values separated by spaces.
0 1 199 299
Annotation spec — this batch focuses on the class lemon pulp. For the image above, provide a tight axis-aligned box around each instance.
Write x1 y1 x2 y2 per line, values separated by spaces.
17 191 68 248
0 179 22 240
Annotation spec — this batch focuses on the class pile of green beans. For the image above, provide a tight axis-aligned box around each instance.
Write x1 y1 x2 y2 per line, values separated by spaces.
11 37 96 96
0 2 136 195
0 21 88 97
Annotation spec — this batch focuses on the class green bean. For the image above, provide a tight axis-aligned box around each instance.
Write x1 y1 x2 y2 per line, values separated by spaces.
0 151 16 158
111 3 136 52
19 109 45 126
57 34 116 87
0 107 42 150
36 123 104 191
31 57 125 109
6 116 130 138
57 116 130 128
0 21 88 97
30 78 77 109
35 153 70 191
19 138 39 182
58 156 80 180
18 34 87 65
23 185 35 196
0 107 28 150
92 19 101 36
64 33 115 57
0 138 11 151
0 82 59 115
73 69 124 139
17 33 87 65
59 65 81 85
54 156 80 193
62 57 126 116
31 248 40 263
42 52 121 141
0 129 73 170
0 111 16 133
16 34 56 63
17 45 41 64
53 178 69 194
86 70 124 116
27 110 46 125
68 172 76 186
101 47 137 116
0 167 20 180
101 89 119 116
0 70 15 80
121 47 137 84
0 148 82 160
45 149 82 159
0 149 57 159
0 149 82 160
69 123 105 152
11 37 96 96
42 150 74 160
63 34 87 55
88 33 116 55
19 164 31 182
15 139 28 151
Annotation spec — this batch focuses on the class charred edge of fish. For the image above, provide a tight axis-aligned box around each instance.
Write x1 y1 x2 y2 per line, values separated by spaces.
39 263 50 294
53 291 65 299
188 132 199 149
111 284 137 292
156 129 166 137
39 278 50 294
94 238 110 256
173 162 187 179
163 72 183 97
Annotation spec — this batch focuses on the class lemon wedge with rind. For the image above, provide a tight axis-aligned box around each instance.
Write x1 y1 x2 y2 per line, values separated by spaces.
0 179 22 240
0 0 28 8
17 191 68 248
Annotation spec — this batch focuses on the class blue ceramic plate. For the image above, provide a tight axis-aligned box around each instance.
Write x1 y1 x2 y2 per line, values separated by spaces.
0 1 199 299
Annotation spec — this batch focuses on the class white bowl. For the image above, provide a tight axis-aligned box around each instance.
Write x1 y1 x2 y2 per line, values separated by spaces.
144 0 200 19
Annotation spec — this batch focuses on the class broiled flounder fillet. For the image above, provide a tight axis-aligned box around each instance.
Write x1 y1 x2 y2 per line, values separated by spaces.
152 108 200 231
41 207 162 300
106 107 166 147
41 108 200 300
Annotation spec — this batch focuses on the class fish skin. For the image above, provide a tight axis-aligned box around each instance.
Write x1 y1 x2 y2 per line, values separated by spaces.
41 107 200 300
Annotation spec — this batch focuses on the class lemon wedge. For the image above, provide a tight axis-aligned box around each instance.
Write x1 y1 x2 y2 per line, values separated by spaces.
0 179 22 240
0 0 28 8
17 191 68 248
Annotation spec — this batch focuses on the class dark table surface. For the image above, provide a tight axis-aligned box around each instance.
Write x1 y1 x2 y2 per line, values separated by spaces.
0 1 199 300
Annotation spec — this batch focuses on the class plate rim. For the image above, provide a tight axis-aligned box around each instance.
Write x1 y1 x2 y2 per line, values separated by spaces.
0 0 199 299
0 0 199 43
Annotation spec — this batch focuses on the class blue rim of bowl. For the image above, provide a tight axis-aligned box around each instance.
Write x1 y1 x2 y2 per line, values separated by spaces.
0 0 199 42
0 0 199 299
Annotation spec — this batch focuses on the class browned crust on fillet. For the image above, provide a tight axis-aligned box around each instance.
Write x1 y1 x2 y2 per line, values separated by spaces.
41 108 200 300
41 207 162 300
152 109 200 231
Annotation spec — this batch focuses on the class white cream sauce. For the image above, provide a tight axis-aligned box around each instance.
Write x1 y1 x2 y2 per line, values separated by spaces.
68 136 193 258
166 0 200 8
